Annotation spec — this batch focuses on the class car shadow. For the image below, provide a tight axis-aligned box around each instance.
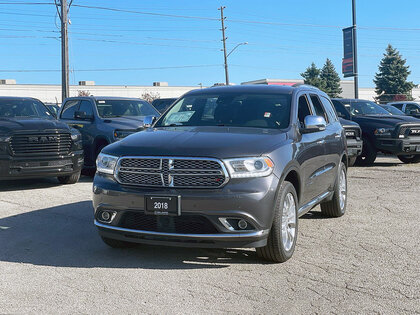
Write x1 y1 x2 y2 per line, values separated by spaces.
300 210 330 220
0 201 260 269
0 176 93 192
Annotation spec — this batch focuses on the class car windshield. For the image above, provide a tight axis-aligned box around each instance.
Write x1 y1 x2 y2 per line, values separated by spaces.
346 101 391 116
383 105 405 115
0 99 54 119
96 99 159 118
155 93 292 129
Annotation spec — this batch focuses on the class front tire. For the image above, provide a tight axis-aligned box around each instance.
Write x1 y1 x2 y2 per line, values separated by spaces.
256 181 298 263
57 170 81 184
348 156 357 167
397 154 420 164
320 162 347 217
356 137 377 166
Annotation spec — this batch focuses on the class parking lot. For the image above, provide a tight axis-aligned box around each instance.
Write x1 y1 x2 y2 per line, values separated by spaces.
0 156 419 314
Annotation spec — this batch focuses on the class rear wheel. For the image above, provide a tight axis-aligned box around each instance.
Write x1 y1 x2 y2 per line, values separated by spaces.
397 154 420 164
101 236 136 248
256 181 298 263
57 170 81 184
356 137 377 166
320 162 347 217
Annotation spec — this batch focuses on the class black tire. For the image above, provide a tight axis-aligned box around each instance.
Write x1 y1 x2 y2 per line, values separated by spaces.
320 162 347 217
356 137 377 166
397 154 420 164
256 181 298 263
57 170 81 184
101 236 136 248
348 156 357 167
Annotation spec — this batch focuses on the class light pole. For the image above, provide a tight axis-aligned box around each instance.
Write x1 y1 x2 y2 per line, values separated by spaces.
352 0 359 99
227 42 248 58
222 42 248 85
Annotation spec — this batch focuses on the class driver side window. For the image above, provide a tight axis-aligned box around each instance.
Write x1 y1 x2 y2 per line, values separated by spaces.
298 95 312 128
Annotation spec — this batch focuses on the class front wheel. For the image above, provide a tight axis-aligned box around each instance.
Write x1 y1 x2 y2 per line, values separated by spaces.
256 181 298 263
356 138 377 166
397 154 420 164
320 162 347 217
348 156 357 167
57 170 81 184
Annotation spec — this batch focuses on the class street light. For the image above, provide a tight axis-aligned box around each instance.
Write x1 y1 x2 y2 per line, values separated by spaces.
223 42 248 85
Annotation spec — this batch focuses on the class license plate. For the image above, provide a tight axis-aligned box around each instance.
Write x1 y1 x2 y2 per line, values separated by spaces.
145 196 180 216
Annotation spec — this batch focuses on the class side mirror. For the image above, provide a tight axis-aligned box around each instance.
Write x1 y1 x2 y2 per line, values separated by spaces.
143 115 157 128
74 111 93 120
302 115 327 133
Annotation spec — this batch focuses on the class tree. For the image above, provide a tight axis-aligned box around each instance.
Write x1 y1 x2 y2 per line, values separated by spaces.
320 58 342 98
141 91 160 103
300 62 326 90
77 90 90 96
374 44 415 103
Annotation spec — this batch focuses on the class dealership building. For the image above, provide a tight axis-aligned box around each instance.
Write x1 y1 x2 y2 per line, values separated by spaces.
0 78 419 104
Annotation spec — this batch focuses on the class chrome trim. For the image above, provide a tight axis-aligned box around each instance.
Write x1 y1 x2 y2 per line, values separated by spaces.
97 210 117 224
95 220 269 239
114 156 230 188
219 218 235 231
309 164 334 180
297 191 332 217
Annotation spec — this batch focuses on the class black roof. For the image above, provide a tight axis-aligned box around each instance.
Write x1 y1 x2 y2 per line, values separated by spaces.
332 98 373 102
187 84 321 96
0 96 41 101
64 96 147 101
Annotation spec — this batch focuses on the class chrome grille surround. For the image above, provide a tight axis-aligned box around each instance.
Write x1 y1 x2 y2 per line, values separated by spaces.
115 156 230 188
10 131 72 157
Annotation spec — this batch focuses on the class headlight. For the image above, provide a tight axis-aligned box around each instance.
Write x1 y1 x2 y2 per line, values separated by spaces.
223 156 274 178
96 153 118 175
114 129 137 140
374 128 393 136
70 128 81 141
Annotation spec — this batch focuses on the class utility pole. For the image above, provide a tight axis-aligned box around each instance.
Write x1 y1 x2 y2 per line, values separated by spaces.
56 0 70 101
219 6 229 86
352 0 359 99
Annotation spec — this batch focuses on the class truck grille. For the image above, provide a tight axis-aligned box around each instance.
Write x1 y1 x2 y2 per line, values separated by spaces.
399 125 420 137
116 157 228 188
10 132 72 157
119 211 219 234
344 127 361 139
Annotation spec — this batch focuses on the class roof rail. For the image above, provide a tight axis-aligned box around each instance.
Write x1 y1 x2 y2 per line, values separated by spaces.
292 83 320 90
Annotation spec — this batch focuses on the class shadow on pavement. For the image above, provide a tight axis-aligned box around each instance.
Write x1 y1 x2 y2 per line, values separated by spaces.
0 176 93 192
0 201 259 269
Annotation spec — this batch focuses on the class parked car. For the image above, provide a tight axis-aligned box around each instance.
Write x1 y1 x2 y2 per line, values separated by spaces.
58 96 160 171
387 101 420 119
44 103 60 117
93 84 348 263
380 104 406 116
339 118 363 166
151 98 177 114
331 98 420 164
0 97 83 183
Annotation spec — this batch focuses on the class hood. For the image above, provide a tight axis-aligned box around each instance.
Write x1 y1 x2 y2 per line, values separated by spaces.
352 114 420 128
0 117 70 134
339 118 360 129
103 126 288 159
102 116 145 130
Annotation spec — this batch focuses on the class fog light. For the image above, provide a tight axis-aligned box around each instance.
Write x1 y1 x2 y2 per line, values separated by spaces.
101 211 111 221
238 219 248 230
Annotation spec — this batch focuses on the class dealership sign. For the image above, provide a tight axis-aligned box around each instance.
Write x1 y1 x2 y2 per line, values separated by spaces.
342 26 355 78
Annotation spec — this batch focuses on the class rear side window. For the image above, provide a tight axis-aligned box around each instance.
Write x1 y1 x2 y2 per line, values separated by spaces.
61 100 79 119
392 103 404 110
406 103 420 114
298 95 312 127
320 96 338 122
310 95 328 123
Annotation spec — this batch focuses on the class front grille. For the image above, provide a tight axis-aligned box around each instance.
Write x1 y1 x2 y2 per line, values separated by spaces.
116 157 228 188
119 211 219 234
344 127 360 139
10 132 72 157
399 125 420 137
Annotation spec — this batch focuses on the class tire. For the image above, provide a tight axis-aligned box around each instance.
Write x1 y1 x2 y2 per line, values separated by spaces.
57 170 81 184
320 162 347 217
356 137 377 166
101 236 136 248
348 156 357 167
397 154 420 164
256 181 298 263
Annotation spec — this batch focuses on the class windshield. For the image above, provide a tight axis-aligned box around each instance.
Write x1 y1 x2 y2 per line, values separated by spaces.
383 105 405 115
0 99 54 119
96 99 159 118
347 101 391 116
155 93 292 129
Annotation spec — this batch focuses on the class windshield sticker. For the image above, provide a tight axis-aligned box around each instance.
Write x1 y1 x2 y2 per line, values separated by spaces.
98 101 106 104
264 112 271 118
166 111 195 124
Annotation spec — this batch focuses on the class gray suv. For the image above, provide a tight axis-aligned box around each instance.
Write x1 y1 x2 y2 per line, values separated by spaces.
93 85 348 263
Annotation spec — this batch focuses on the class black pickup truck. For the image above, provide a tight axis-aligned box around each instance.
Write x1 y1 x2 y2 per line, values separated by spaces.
0 97 83 183
332 98 420 165
339 118 363 166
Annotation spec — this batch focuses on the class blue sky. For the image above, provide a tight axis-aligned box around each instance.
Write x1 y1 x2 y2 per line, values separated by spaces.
0 0 419 88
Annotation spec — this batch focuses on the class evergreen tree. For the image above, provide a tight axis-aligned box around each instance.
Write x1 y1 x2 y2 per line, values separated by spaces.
320 58 342 98
374 44 415 103
300 63 326 90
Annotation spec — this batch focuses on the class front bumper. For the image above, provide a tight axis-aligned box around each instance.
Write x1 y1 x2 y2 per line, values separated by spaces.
346 138 363 158
0 150 84 180
92 173 280 248
375 137 420 154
